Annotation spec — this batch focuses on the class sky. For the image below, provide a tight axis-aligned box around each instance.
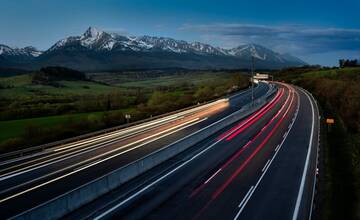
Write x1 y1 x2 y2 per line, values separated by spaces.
1 0 360 66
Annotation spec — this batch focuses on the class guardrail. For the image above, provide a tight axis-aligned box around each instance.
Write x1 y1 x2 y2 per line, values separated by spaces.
11 85 276 220
0 88 245 162
0 105 207 161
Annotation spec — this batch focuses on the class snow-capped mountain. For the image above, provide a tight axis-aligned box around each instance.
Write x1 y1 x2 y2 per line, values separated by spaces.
47 27 117 52
47 27 228 56
227 44 307 65
0 44 42 58
0 27 306 71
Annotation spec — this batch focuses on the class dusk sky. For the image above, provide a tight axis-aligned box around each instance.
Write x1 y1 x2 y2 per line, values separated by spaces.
1 0 360 66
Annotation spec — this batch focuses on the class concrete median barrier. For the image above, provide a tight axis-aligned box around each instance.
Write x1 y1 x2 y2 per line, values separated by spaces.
11 87 277 220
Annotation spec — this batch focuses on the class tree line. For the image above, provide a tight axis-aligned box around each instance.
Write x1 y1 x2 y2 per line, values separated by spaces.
339 59 359 68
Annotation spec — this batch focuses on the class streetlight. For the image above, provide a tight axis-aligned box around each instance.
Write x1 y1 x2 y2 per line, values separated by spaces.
125 114 131 124
251 55 255 106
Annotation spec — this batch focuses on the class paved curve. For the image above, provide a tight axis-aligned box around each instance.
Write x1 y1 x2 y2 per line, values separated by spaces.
84 83 319 220
0 82 270 219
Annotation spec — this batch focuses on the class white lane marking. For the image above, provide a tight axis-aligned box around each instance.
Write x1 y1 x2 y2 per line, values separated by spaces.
210 87 288 188
0 136 130 181
261 160 271 172
94 132 226 220
228 81 266 100
0 117 202 182
204 168 222 184
0 118 207 203
292 88 316 220
0 151 48 167
0 115 184 178
224 87 283 140
73 160 102 172
51 98 226 152
4 114 183 168
232 85 300 219
309 93 320 220
92 94 273 219
234 186 255 220
238 186 254 208
1 96 227 170
53 115 183 152
275 144 281 152
7 87 269 220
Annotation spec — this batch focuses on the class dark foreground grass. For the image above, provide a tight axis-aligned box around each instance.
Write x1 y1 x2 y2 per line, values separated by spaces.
320 108 356 220
276 67 360 220
0 108 135 146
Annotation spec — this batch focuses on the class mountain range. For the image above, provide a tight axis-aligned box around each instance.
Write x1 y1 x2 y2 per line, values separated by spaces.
0 27 307 71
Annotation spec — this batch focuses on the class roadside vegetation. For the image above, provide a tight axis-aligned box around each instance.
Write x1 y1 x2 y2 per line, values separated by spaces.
276 66 360 220
0 67 249 153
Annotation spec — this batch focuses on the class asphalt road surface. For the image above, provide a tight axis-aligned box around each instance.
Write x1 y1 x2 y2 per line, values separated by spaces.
0 82 271 219
85 83 319 220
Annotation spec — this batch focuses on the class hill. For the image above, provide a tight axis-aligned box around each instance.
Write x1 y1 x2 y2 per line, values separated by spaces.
31 66 87 86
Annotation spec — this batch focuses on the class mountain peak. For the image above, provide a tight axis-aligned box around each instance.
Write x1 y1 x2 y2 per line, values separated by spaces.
0 44 11 55
1 28 306 70
82 27 104 39
79 27 110 48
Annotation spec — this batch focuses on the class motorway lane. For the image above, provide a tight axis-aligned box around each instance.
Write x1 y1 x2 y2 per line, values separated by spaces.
0 112 190 170
235 87 319 220
0 103 224 193
0 117 208 203
97 83 317 220
0 83 270 218
0 98 228 172
186 84 297 220
85 85 290 219
0 83 267 173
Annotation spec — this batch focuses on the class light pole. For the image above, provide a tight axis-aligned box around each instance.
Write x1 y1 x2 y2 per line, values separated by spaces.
125 114 131 124
251 55 255 106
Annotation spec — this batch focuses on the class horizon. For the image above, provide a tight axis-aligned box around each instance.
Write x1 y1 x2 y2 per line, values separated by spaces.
1 0 360 66
0 2 359 219
0 26 304 55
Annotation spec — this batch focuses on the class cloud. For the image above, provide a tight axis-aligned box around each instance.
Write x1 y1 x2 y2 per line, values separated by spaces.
179 23 360 55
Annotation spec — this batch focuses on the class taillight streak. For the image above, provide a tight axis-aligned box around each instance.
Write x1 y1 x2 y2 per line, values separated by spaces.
190 87 292 198
225 88 285 141
211 87 295 200
216 88 283 141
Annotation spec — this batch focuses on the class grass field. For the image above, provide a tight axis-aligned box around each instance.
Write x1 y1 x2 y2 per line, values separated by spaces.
0 108 136 143
301 67 360 78
0 70 242 146
0 71 232 98
90 71 234 88
0 74 119 98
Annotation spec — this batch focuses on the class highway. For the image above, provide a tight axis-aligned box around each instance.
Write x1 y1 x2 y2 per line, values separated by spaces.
0 82 271 219
78 83 320 220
